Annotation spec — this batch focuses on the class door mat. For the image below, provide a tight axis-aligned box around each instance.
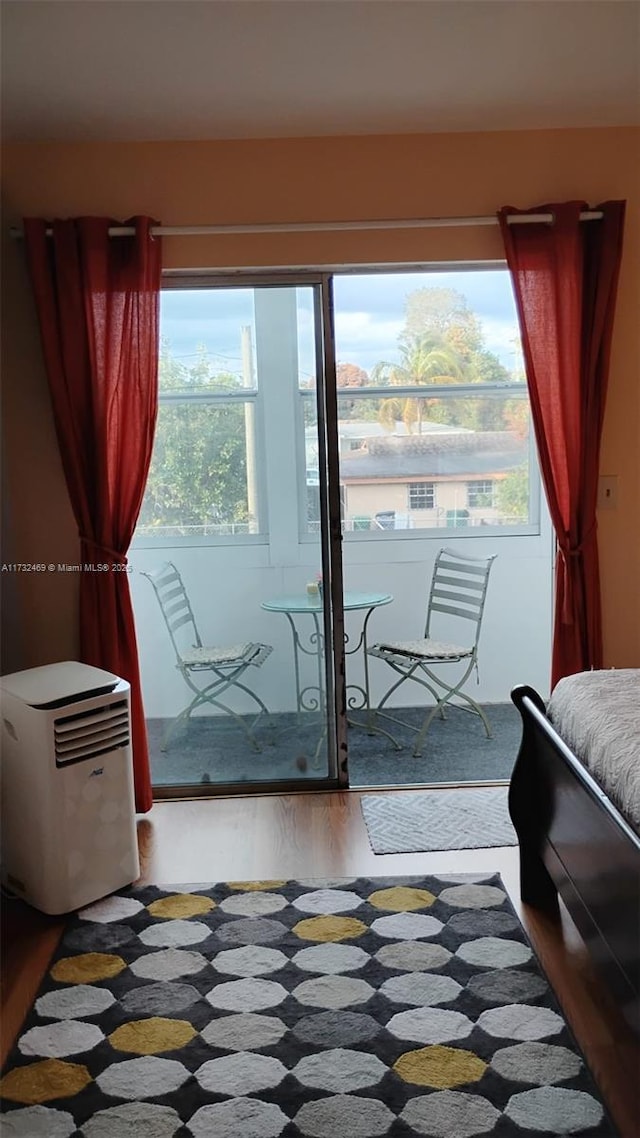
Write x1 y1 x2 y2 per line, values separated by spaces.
0 874 613 1136
361 785 517 854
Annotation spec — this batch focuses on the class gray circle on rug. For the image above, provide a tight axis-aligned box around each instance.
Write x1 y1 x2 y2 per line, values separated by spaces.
505 1087 603 1132
81 1102 182 1138
201 1012 287 1052
0 1105 75 1137
491 1042 583 1086
214 918 288 946
467 969 548 1005
401 1090 501 1138
63 923 137 952
187 1098 287 1138
381 972 462 1007
446 910 519 937
292 1010 381 1046
294 1094 394 1138
120 982 202 1017
375 942 452 972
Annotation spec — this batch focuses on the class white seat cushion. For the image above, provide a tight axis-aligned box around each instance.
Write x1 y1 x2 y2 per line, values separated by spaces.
374 638 472 661
181 644 256 666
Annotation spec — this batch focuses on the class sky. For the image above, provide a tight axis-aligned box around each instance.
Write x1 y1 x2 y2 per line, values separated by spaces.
160 269 523 382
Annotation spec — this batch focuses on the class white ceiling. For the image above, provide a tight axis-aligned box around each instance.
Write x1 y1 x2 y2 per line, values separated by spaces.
2 0 639 143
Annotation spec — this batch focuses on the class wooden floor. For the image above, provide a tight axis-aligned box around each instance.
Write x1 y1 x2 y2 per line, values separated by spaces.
2 790 639 1135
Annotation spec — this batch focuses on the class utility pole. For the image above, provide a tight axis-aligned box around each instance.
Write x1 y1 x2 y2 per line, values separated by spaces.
241 325 258 533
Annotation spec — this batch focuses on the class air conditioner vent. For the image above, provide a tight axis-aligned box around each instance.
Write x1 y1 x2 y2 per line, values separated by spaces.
54 699 130 766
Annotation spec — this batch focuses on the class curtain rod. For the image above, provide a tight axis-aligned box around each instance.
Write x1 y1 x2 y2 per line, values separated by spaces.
9 211 603 239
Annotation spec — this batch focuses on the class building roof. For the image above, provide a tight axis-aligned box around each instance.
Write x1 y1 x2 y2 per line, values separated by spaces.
340 431 527 481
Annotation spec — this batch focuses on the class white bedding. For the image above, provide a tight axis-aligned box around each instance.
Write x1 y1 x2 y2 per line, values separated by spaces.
547 669 640 833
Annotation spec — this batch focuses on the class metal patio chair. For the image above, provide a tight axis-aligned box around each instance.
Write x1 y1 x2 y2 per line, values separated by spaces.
368 546 497 757
142 562 273 751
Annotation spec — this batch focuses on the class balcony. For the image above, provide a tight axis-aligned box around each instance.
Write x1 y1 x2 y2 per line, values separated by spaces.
130 516 553 793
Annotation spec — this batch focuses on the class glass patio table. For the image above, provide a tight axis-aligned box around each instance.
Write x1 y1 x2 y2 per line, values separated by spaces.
261 591 399 749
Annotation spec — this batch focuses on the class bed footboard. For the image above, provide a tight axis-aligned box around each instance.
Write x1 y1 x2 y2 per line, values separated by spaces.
509 684 640 1037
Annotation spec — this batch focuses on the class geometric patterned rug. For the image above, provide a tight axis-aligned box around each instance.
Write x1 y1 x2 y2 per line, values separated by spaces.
0 875 614 1137
361 787 518 853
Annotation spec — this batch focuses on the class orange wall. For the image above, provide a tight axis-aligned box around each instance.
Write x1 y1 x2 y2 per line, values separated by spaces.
2 127 639 671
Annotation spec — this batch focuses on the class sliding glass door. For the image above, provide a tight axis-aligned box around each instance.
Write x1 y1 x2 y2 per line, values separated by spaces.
131 278 344 795
131 263 550 797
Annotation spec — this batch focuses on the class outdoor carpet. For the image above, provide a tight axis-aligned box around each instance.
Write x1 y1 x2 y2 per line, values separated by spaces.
361 787 518 854
0 875 615 1137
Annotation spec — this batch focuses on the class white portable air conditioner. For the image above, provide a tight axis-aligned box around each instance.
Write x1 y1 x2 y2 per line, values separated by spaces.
0 661 140 915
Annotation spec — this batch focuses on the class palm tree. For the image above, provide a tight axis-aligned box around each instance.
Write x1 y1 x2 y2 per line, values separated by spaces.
372 333 465 434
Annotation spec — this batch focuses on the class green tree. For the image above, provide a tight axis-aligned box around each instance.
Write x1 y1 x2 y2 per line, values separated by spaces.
372 333 465 434
496 463 529 522
138 342 250 534
336 361 378 421
404 287 483 351
395 287 519 430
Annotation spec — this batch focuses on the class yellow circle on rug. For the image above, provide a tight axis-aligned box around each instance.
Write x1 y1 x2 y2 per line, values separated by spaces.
0 1059 91 1103
394 1045 487 1087
368 886 436 911
147 894 216 919
51 953 126 984
109 1017 197 1055
227 880 288 891
293 915 368 942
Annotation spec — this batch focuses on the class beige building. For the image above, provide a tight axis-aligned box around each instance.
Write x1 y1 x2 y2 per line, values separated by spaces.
338 428 528 530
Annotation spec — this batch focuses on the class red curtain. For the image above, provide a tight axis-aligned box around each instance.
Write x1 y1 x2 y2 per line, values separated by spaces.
24 217 161 812
498 201 625 686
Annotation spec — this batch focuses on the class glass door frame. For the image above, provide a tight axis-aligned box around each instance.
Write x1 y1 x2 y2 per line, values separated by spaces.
147 270 348 798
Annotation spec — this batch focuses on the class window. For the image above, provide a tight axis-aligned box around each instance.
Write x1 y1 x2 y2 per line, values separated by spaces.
467 480 495 509
137 289 263 541
329 269 536 537
136 268 537 550
409 482 435 510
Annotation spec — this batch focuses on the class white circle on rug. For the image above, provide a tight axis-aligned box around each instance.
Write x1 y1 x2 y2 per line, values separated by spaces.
292 1048 387 1092
77 896 144 923
505 1087 604 1132
0 1106 75 1137
437 884 506 909
195 1053 286 1095
81 1102 182 1138
381 972 462 1006
375 942 452 971
371 913 443 940
292 889 363 914
97 1057 189 1100
294 1094 394 1137
433 874 499 885
491 1041 583 1085
292 975 374 1009
297 878 358 888
455 936 532 968
292 944 370 974
155 883 212 893
205 977 288 1012
130 949 207 981
387 1007 473 1044
138 920 211 947
212 945 288 977
18 1021 104 1058
35 984 116 1020
401 1090 501 1137
219 892 288 916
478 1003 564 1040
201 1012 287 1052
187 1098 288 1138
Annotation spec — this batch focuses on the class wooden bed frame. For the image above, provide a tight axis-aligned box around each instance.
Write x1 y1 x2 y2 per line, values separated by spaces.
509 684 640 1037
